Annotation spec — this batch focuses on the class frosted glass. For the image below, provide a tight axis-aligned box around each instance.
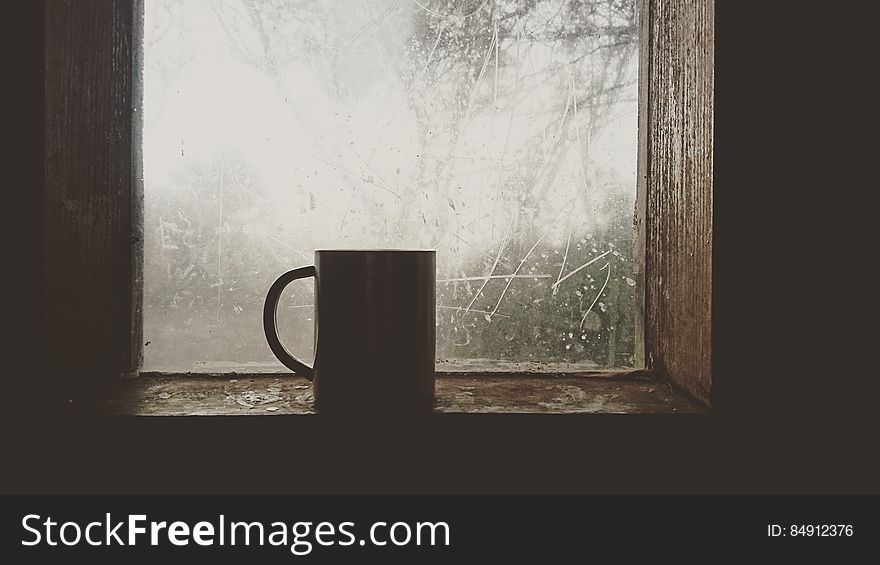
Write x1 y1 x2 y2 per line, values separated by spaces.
143 0 641 372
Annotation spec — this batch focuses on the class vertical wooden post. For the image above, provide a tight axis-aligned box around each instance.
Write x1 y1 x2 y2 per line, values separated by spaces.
44 0 143 391
644 0 714 403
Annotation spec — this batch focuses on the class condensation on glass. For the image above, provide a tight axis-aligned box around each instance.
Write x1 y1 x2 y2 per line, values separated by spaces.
143 0 641 372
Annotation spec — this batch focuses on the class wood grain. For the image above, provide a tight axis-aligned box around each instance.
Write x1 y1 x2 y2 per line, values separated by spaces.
40 0 713 408
100 375 706 416
644 0 714 403
44 0 142 390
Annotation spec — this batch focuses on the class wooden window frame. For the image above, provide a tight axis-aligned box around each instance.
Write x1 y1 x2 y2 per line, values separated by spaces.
43 0 713 408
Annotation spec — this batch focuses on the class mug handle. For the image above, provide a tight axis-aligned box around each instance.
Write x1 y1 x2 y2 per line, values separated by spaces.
263 266 316 380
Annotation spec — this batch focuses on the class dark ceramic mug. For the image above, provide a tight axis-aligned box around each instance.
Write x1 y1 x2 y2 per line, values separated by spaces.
264 250 435 413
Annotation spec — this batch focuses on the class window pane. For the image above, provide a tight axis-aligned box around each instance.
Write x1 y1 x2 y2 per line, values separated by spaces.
143 0 641 372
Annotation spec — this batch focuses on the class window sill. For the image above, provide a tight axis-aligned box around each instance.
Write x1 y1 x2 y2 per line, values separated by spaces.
97 374 706 416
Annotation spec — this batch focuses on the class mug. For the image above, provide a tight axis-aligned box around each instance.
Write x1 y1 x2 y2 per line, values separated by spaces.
263 250 436 413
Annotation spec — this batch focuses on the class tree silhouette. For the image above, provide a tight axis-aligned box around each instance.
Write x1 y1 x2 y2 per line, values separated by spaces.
143 0 641 370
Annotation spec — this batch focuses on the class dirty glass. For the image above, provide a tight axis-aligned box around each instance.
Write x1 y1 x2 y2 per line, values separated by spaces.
143 0 641 372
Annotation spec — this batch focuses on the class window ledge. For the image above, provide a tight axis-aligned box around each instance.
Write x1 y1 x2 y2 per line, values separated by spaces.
97 374 706 416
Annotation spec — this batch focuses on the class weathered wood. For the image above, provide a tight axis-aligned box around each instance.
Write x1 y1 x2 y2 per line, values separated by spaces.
101 375 705 416
644 0 714 403
40 0 713 407
44 0 142 389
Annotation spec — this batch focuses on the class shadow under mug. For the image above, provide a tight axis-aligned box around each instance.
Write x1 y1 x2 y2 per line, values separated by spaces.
263 250 436 413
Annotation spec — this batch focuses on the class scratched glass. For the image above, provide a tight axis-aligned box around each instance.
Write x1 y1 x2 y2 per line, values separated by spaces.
143 0 641 372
